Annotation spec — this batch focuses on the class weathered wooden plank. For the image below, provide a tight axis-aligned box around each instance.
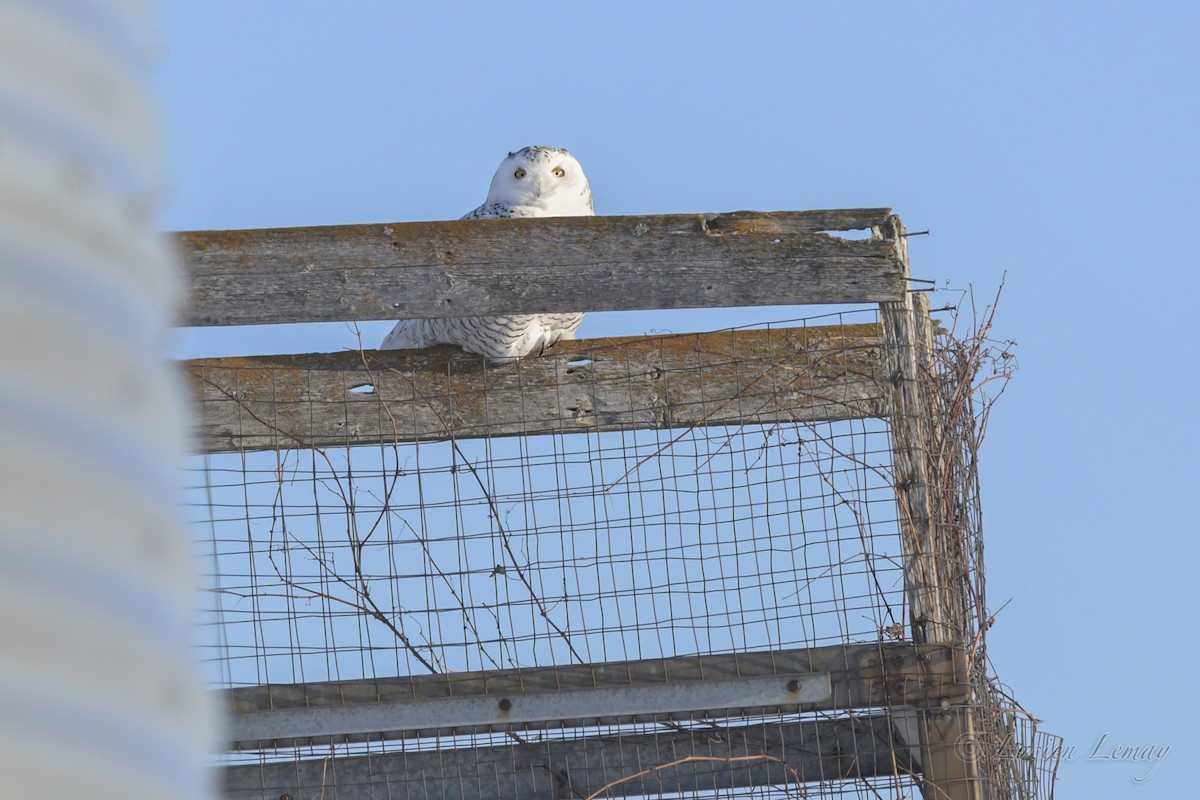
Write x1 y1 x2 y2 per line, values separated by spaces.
230 673 833 749
220 641 968 750
180 209 904 326
876 216 983 800
188 325 888 454
221 714 920 800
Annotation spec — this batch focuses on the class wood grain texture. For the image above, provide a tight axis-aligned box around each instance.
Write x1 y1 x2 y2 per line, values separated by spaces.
221 714 918 800
876 216 984 800
222 640 960 712
188 324 888 454
179 209 903 326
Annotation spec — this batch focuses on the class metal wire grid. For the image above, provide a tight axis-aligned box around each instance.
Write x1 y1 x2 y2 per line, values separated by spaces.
187 311 905 693
190 400 903 689
185 307 1057 800
218 709 924 800
971 680 1062 800
924 316 1061 800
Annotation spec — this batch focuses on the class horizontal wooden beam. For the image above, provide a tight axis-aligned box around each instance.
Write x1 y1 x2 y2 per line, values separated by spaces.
221 713 921 800
230 673 833 747
179 209 905 326
188 324 889 454
221 641 968 750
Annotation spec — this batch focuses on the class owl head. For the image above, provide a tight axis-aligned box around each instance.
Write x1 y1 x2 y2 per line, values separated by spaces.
484 146 594 215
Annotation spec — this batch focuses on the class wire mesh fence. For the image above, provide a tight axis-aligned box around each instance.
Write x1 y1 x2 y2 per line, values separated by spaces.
219 710 926 799
189 311 902 686
184 305 1060 800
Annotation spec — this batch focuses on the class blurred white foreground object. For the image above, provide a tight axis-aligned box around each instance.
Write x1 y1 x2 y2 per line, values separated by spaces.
0 2 217 799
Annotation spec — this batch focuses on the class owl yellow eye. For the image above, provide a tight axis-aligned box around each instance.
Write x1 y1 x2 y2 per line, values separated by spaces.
551 167 566 177
514 168 526 178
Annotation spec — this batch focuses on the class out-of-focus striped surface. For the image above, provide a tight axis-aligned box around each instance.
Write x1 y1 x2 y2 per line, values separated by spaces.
0 2 217 798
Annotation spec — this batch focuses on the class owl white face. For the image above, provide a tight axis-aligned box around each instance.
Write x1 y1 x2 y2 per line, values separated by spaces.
484 146 594 216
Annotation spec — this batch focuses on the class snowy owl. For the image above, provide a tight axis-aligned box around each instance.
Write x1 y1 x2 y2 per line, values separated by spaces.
380 145 594 362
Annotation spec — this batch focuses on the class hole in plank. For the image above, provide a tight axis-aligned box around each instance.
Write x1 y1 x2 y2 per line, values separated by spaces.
348 383 376 395
818 228 874 240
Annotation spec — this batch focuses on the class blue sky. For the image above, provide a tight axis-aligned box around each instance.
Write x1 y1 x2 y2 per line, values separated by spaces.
157 3 1199 796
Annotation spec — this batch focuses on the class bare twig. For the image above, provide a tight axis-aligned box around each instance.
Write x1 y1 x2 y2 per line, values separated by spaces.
581 754 808 800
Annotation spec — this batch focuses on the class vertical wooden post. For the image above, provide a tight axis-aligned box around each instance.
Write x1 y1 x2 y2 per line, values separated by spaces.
877 217 984 800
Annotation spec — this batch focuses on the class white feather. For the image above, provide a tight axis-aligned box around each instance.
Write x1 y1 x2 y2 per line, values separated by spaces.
381 146 593 363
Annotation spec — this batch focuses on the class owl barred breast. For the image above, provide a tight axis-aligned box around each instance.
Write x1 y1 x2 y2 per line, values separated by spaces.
380 146 593 362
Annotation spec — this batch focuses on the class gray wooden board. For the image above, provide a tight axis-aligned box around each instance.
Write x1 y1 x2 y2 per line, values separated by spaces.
180 209 904 326
220 641 969 750
221 714 919 800
188 325 888 453
230 673 833 746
